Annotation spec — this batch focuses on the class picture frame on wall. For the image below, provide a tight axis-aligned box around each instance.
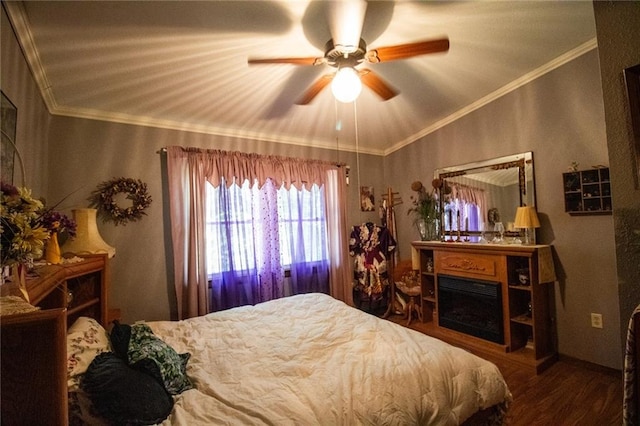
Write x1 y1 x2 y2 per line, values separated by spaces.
1 91 18 185
624 64 640 189
360 186 375 212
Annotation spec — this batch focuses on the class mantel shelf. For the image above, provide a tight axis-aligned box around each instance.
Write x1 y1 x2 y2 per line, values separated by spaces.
411 241 557 374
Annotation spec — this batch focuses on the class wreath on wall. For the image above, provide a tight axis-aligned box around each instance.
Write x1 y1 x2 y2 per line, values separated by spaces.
89 177 152 226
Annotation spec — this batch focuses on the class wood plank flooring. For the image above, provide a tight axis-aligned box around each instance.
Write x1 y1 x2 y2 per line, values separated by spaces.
386 314 623 425
496 357 623 425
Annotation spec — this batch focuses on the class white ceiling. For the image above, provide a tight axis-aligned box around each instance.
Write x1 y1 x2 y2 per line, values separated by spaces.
5 1 597 156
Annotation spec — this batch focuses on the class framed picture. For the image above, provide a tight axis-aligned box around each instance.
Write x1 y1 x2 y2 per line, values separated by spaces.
624 64 640 188
360 186 375 211
1 91 18 185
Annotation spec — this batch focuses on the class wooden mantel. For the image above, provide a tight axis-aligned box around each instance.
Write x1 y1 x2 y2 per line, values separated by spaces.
411 241 557 373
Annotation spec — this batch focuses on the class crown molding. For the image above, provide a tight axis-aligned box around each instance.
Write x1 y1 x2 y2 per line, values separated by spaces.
6 1 594 159
384 37 598 156
3 1 57 111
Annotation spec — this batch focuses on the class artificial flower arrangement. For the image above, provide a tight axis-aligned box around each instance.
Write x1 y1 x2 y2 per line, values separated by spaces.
1 182 76 267
41 208 77 245
407 180 440 224
89 177 152 226
407 179 441 240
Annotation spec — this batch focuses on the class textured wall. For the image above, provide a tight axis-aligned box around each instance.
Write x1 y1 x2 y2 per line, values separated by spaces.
45 116 384 322
3 3 632 369
385 49 622 369
1 9 50 195
593 1 640 359
2 3 385 321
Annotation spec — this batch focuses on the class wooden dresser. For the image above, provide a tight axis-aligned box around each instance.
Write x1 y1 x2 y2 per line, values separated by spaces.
411 241 557 373
0 254 110 425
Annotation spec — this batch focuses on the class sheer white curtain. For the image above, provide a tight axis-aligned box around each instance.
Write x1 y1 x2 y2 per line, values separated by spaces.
449 183 487 230
205 178 332 312
166 146 351 319
205 178 286 311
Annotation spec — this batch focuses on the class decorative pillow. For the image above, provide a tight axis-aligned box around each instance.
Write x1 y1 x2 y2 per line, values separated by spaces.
81 352 173 425
67 317 111 391
128 323 193 395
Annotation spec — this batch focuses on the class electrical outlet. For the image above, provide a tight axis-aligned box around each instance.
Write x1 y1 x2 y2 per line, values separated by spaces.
591 313 603 329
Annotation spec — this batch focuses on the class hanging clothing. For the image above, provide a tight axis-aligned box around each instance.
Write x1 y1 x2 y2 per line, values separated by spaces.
349 223 397 297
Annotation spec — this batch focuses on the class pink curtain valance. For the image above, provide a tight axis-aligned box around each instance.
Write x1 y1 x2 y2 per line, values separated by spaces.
167 146 342 190
450 183 488 222
450 183 485 206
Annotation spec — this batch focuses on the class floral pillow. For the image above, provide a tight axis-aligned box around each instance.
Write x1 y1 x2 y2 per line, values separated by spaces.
128 323 192 395
66 317 111 392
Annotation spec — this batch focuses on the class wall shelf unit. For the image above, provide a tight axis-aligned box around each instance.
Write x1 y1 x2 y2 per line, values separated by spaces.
411 241 557 373
563 167 612 215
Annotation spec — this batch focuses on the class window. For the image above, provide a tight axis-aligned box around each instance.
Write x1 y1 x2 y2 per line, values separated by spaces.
204 179 329 276
165 146 348 318
443 200 481 232
442 182 487 241
276 183 328 267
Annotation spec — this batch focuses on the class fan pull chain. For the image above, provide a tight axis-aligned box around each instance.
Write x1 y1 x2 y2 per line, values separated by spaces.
354 100 361 193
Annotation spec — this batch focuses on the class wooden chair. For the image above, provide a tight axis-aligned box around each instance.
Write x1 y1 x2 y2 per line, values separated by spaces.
392 260 422 325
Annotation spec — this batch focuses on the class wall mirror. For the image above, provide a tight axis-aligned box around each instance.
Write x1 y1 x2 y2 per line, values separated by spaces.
434 152 535 238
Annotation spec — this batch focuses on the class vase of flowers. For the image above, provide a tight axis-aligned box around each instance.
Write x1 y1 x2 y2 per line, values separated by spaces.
1 183 49 268
41 209 77 264
408 180 440 241
1 182 77 269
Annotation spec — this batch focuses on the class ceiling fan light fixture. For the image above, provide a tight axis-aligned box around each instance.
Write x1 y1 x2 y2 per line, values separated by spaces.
331 67 362 103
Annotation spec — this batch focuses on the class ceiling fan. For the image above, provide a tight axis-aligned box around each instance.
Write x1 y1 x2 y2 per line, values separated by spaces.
248 36 450 105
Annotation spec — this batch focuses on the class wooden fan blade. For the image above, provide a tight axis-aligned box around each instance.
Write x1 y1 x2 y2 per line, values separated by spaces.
296 75 334 105
365 38 449 63
248 57 325 66
359 69 397 101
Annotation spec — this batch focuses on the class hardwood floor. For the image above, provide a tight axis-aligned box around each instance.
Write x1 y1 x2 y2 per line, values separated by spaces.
496 357 623 425
385 314 623 425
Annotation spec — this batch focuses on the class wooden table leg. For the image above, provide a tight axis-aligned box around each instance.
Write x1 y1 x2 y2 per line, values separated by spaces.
406 296 414 326
415 296 423 323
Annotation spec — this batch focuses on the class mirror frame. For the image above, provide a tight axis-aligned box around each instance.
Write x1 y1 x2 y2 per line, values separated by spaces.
434 151 536 238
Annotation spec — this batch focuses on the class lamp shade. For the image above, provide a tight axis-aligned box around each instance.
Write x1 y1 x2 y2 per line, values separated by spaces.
514 206 540 229
62 208 116 258
331 67 362 103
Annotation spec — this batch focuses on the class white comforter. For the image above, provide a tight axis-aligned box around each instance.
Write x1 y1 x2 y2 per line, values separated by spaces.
149 293 511 425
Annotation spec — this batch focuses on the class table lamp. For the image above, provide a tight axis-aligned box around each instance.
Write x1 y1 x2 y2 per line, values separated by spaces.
514 206 540 245
62 208 116 258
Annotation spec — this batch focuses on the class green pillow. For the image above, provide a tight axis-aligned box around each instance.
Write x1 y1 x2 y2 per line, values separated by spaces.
128 323 193 395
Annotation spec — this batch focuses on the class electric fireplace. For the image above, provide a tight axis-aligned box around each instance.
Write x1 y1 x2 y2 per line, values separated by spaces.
437 274 504 344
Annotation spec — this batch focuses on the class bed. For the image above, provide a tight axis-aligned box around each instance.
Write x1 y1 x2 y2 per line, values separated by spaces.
68 293 511 425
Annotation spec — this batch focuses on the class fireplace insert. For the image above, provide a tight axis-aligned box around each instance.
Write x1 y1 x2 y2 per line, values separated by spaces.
437 274 504 344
